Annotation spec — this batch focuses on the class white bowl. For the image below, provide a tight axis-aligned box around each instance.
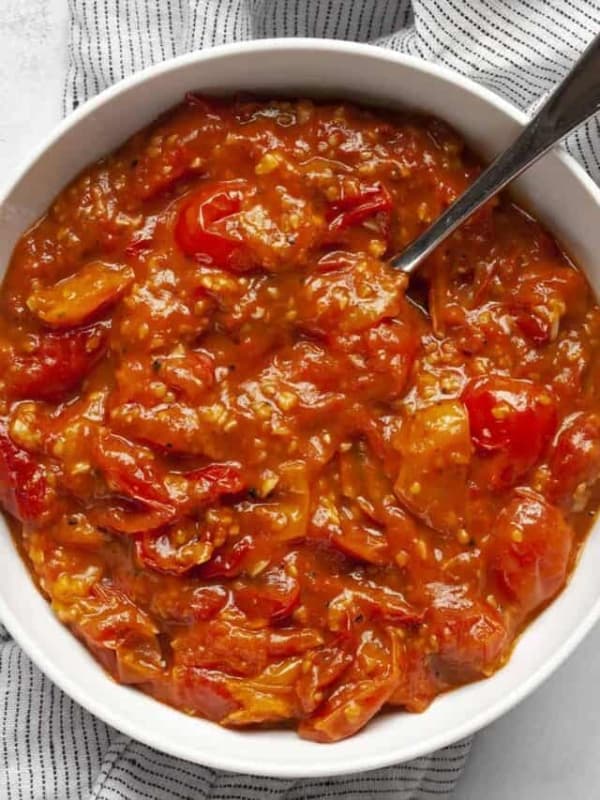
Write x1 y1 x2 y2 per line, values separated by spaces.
1 39 600 778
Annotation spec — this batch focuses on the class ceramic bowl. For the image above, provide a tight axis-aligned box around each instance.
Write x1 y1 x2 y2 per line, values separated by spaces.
1 39 599 777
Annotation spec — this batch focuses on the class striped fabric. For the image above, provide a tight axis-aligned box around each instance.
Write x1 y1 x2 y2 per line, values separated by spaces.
2 1 599 799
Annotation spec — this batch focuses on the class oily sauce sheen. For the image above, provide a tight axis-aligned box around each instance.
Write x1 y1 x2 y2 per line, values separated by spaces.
1 95 600 742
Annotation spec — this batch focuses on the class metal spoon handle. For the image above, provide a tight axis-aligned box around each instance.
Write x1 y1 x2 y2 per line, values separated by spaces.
393 31 600 274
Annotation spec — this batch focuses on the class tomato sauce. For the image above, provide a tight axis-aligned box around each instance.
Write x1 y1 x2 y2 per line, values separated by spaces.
1 95 600 742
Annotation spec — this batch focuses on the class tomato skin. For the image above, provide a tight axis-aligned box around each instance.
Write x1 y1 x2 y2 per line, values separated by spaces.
150 585 228 623
196 535 253 579
315 250 358 273
427 597 509 682
92 435 242 535
487 490 574 618
463 375 558 487
331 521 390 565
326 585 423 633
234 566 300 622
125 217 157 256
148 462 245 539
0 423 48 522
267 628 324 658
94 431 172 512
515 311 551 345
296 644 353 714
175 182 249 269
511 262 587 344
299 629 402 742
76 583 165 684
6 323 108 401
136 524 214 576
548 413 600 508
185 463 245 505
327 183 393 232
158 666 239 721
389 649 439 713
91 431 176 533
172 619 320 677
26 262 133 329
299 676 397 742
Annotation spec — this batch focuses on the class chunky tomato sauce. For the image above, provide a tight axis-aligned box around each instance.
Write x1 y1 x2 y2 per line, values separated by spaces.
2 95 600 742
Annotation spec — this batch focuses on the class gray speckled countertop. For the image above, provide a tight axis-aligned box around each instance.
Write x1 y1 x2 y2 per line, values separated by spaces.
1 2 600 797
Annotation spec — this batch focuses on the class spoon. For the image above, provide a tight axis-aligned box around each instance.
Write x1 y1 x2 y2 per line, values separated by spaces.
393 31 600 274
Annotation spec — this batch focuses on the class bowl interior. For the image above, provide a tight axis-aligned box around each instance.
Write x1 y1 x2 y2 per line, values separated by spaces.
1 40 599 777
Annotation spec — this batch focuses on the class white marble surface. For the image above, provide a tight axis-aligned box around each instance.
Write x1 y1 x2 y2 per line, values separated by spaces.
1 2 599 797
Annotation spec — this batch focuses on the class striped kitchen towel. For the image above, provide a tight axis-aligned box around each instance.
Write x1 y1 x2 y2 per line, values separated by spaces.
1 1 599 799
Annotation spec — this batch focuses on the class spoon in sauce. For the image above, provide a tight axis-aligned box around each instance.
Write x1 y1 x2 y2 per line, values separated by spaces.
393 31 600 275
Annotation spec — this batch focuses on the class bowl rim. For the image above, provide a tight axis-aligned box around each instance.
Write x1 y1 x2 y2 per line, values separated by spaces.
2 37 600 777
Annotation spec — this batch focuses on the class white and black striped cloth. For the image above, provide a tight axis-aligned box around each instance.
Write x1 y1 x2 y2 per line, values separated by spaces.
2 1 600 798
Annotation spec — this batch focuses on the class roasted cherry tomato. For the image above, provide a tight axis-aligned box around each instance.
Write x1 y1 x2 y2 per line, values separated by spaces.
158 349 214 401
157 667 239 721
175 182 250 270
150 585 229 623
463 375 557 487
427 597 508 682
296 644 353 714
548 413 600 509
185 463 245 506
136 521 214 575
94 431 171 511
326 585 423 633
487 490 574 618
512 262 588 344
389 649 440 713
90 431 175 533
76 583 164 684
6 323 108 401
196 535 253 579
234 566 301 622
0 422 48 522
299 675 397 742
299 630 402 742
327 183 393 232
331 518 390 565
26 262 134 328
